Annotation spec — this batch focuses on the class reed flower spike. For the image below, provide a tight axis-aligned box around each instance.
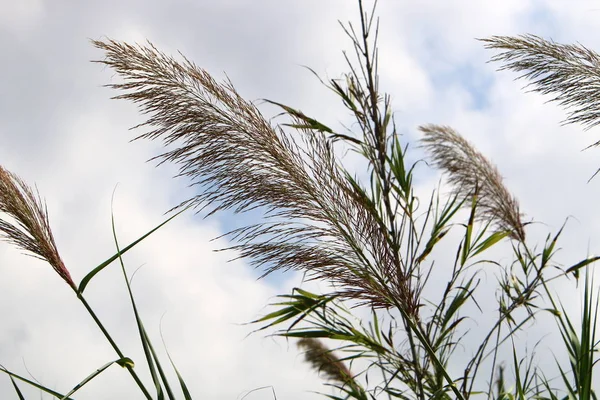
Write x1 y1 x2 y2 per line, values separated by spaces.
0 166 74 289
93 39 410 310
297 338 354 387
482 34 600 134
420 125 525 241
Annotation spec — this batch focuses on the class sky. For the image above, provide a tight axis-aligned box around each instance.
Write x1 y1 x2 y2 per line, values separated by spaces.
2 0 600 399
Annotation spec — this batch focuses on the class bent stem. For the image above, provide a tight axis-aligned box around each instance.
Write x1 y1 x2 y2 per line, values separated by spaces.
76 292 153 400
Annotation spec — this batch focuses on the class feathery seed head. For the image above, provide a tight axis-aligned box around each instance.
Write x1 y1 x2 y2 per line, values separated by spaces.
297 338 354 386
420 125 525 241
93 39 416 311
482 34 600 134
0 166 74 289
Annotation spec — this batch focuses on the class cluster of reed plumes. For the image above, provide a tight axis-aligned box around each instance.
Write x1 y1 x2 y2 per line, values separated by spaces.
0 1 599 399
88 3 588 397
88 4 542 397
90 33 529 310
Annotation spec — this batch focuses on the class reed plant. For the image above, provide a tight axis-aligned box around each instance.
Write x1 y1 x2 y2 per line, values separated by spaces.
1 1 600 398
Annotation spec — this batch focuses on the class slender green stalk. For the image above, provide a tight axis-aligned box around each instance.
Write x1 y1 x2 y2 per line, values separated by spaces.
76 292 153 400
111 207 173 400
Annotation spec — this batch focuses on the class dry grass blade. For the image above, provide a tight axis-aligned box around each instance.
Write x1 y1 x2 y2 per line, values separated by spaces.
0 166 74 288
92 39 416 311
482 34 600 135
419 125 525 241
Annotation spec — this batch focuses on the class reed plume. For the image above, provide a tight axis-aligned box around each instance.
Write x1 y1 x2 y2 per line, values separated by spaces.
0 166 74 288
420 125 525 241
482 35 600 136
297 338 355 386
93 39 418 312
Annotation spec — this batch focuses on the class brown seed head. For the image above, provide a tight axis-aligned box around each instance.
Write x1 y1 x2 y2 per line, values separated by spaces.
0 166 74 289
297 338 354 386
420 125 525 241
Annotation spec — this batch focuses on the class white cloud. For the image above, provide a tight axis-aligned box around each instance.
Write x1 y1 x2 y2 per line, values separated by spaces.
0 0 44 32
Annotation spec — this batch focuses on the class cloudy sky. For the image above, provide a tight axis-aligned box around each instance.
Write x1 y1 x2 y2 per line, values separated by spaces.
2 0 600 399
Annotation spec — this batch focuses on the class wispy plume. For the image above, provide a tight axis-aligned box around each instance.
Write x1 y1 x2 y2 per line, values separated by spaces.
482 35 600 136
420 125 525 241
92 39 417 311
0 166 74 288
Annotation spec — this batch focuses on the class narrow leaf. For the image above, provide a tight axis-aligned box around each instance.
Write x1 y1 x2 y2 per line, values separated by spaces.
8 376 25 400
565 256 600 274
60 358 133 400
78 207 188 293
0 366 73 400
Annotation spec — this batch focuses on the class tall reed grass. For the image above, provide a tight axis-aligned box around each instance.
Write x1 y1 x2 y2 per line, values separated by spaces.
1 1 599 399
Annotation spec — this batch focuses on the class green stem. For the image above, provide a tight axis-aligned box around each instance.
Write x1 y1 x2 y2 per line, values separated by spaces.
77 292 153 400
404 321 425 400
387 294 465 400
